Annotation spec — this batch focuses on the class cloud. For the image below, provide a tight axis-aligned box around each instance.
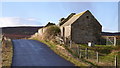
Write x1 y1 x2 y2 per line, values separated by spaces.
26 18 37 21
0 17 42 27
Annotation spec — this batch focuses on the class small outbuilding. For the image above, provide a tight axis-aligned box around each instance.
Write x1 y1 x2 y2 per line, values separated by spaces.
59 10 102 44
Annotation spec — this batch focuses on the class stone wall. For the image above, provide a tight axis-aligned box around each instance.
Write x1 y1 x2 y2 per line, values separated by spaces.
71 12 102 44
38 27 47 36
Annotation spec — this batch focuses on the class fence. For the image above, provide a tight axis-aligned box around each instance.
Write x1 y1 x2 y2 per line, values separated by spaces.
65 41 120 67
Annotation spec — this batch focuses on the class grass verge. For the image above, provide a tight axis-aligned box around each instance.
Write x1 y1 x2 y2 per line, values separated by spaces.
30 37 88 67
2 39 13 67
30 37 120 67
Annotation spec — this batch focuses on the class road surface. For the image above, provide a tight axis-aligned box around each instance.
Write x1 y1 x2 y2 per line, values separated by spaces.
12 39 76 67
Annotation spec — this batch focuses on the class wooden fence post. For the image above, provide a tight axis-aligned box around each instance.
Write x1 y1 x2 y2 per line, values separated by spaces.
77 46 80 57
96 51 99 63
79 48 82 58
85 48 88 59
115 55 117 68
70 40 72 48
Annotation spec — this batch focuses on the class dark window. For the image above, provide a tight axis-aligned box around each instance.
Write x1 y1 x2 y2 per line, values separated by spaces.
86 16 89 19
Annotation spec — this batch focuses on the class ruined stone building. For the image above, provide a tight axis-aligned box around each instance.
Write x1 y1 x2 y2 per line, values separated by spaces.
59 10 102 44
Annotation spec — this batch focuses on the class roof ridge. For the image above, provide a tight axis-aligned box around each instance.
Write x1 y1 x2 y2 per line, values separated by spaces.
61 10 90 27
74 10 87 17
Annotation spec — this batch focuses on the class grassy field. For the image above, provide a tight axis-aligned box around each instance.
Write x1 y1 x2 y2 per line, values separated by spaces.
67 44 120 66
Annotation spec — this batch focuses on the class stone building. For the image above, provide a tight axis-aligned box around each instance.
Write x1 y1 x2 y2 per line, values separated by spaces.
60 10 102 44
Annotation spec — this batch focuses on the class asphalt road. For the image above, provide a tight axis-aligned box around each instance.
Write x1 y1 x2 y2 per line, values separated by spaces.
12 39 76 67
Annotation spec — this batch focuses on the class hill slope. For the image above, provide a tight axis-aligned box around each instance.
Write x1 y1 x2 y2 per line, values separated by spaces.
1 26 43 39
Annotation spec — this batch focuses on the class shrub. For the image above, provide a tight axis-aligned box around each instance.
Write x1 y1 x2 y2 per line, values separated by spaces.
42 25 60 42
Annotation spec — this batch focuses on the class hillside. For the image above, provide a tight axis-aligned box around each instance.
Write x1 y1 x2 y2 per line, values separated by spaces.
1 26 43 39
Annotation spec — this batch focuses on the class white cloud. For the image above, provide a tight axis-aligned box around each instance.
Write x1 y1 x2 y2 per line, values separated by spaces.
26 18 37 21
0 17 42 27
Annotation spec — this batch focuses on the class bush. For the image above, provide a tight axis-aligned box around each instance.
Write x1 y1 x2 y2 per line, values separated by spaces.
42 25 60 42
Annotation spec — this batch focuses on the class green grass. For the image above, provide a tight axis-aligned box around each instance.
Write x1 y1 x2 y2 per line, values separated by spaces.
68 44 120 66
98 51 120 66
78 44 116 54
78 44 120 66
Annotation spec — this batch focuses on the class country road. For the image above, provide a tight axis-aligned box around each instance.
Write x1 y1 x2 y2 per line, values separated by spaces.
12 39 76 67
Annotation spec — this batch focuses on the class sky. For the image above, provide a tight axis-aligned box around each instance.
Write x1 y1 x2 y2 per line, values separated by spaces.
0 2 119 32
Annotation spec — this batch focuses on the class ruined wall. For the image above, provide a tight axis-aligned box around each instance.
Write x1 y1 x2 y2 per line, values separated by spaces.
60 26 71 39
38 27 47 36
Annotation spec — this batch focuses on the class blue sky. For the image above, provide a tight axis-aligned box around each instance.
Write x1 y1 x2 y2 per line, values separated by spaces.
0 2 118 32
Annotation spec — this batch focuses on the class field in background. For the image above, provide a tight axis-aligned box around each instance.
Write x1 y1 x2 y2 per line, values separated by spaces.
1 26 42 39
